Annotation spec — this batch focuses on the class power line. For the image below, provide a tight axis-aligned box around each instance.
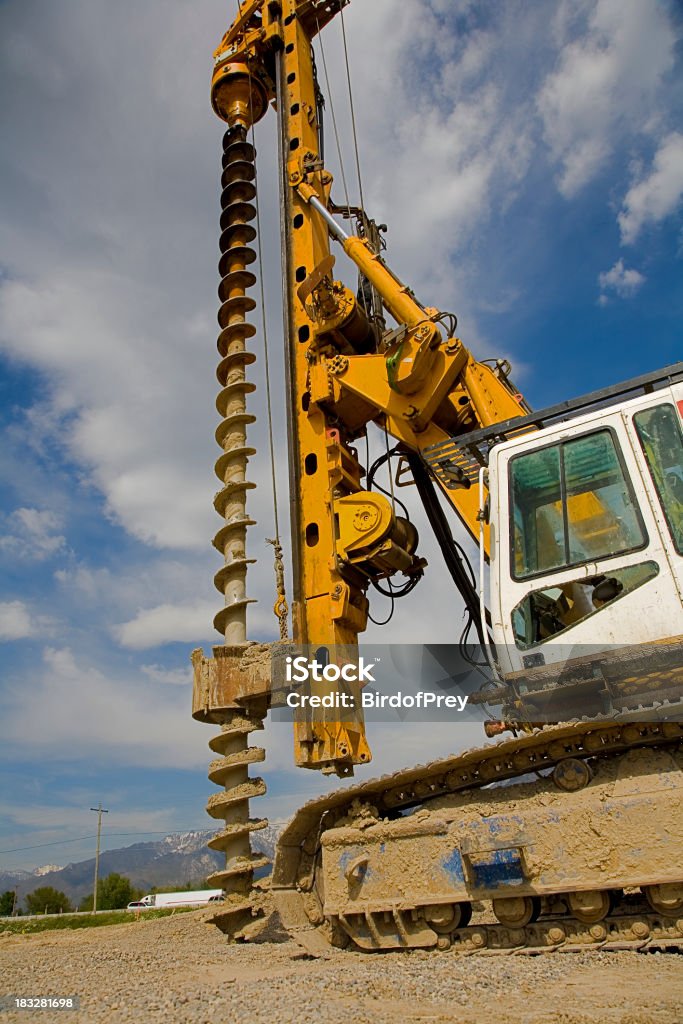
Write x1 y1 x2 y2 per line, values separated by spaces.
0 828 216 855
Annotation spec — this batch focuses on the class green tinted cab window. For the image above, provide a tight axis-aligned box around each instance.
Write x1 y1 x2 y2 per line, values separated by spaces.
634 404 683 554
510 430 646 580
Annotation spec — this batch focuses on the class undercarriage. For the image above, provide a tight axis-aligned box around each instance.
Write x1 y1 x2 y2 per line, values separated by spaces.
272 721 683 955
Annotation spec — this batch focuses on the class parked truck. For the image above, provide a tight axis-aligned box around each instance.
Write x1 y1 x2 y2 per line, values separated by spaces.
127 889 223 911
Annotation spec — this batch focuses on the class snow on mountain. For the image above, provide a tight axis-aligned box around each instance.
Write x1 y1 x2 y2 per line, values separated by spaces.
0 824 283 907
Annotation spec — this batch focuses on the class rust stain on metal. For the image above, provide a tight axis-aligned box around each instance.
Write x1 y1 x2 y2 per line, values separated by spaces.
191 643 275 721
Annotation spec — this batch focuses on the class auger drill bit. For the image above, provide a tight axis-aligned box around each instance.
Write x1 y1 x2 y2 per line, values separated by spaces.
205 125 269 938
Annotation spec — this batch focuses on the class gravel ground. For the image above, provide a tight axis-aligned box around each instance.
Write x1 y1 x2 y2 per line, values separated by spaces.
1 909 682 1024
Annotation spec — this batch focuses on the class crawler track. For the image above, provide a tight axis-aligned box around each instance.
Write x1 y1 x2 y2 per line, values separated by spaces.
272 720 683 956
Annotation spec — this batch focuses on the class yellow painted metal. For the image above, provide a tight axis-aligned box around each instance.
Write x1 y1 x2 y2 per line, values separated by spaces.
208 0 528 773
342 236 430 331
335 491 418 574
275 3 372 773
296 185 427 330
211 60 269 127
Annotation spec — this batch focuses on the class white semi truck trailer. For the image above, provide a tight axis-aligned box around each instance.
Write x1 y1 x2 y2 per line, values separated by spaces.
127 889 223 910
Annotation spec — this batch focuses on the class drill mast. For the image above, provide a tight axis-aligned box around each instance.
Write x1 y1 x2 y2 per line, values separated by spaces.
194 0 527 937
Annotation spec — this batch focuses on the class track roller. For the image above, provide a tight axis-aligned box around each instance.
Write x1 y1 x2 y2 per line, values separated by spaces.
645 883 683 918
567 890 613 924
491 896 541 928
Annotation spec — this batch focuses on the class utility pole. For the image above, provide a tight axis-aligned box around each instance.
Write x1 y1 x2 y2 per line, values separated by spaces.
90 804 108 913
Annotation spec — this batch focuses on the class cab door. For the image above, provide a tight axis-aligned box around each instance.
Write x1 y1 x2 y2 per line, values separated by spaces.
622 383 683 601
489 399 683 678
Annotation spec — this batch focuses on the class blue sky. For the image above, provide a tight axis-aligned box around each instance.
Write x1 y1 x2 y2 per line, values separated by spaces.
1 0 682 875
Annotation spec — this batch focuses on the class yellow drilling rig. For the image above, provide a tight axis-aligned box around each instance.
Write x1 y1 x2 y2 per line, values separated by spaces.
192 0 683 954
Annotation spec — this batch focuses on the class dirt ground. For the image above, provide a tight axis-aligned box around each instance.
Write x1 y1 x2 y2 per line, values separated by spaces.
1 909 682 1024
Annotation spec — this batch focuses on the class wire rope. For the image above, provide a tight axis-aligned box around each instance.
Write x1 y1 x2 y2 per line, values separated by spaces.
339 3 365 212
249 120 281 544
315 15 351 213
247 57 289 636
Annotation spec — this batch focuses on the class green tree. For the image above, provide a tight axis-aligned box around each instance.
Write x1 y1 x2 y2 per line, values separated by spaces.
25 887 72 915
100 873 141 909
79 873 141 911
149 880 211 893
0 890 16 916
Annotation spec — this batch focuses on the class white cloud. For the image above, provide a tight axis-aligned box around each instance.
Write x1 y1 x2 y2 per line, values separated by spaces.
0 0 676 574
618 133 683 244
1 0 682 857
0 274 217 552
140 663 192 686
54 560 214 608
0 599 55 641
0 600 34 640
113 600 221 649
0 507 66 560
0 646 208 769
0 0 230 554
0 801 184 839
538 0 675 196
14 508 65 552
598 259 646 303
332 2 538 303
54 565 112 600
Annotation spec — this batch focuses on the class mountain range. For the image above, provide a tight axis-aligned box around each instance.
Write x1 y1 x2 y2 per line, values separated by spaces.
0 828 279 908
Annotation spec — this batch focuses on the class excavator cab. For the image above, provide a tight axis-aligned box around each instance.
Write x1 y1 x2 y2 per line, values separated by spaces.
487 371 683 688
